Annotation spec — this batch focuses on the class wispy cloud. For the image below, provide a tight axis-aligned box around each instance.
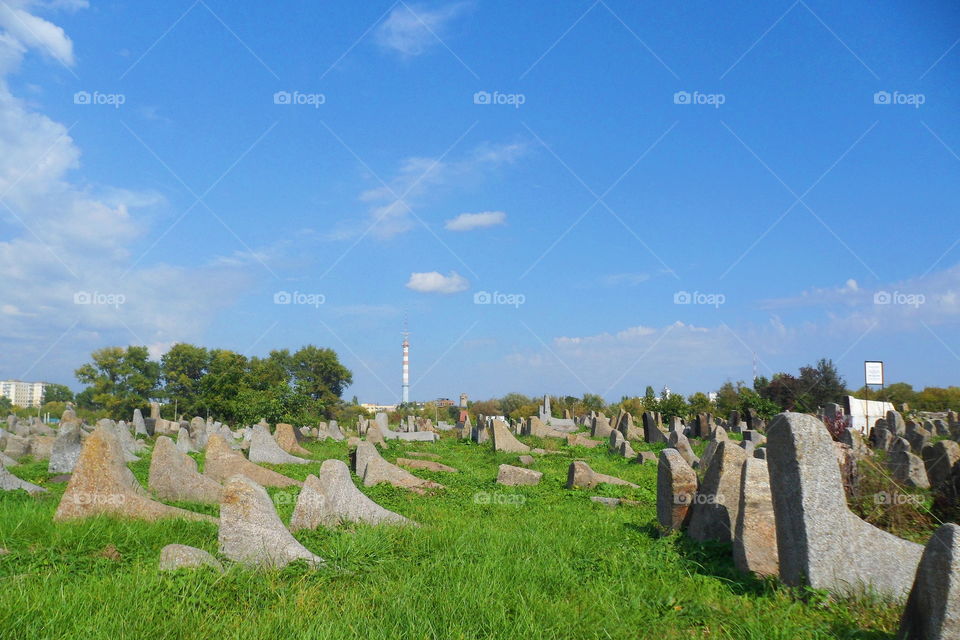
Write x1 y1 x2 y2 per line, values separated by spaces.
405 270 469 294
444 210 506 231
374 2 469 57
599 272 650 287
356 141 525 240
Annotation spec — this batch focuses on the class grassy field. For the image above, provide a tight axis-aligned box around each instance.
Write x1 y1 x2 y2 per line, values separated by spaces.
0 430 902 639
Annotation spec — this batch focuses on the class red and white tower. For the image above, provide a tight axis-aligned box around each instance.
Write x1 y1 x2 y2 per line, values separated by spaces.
401 326 410 404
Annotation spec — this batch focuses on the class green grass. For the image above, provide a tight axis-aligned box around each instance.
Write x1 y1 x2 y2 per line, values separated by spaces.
0 432 901 639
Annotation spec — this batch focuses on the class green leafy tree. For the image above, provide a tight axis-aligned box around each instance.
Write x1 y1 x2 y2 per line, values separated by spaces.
687 392 715 417
0 396 12 415
798 358 847 410
161 343 209 416
42 384 73 404
290 345 352 404
75 346 160 417
499 393 532 417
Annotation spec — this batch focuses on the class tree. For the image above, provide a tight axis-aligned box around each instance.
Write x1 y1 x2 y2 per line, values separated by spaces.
290 345 352 404
470 399 501 418
687 392 715 416
42 384 73 404
798 358 846 411
580 393 606 413
644 386 657 403
75 346 160 417
499 393 532 417
656 393 689 421
0 396 11 415
715 381 742 416
760 373 804 411
197 349 248 421
161 343 209 415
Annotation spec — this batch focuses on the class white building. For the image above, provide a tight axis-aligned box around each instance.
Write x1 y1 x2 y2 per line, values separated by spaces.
843 395 894 434
0 380 47 408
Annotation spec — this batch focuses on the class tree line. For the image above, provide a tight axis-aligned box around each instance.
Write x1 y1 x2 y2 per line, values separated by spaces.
51 343 353 425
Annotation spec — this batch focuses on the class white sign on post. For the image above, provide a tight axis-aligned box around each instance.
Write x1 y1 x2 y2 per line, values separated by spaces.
864 361 884 386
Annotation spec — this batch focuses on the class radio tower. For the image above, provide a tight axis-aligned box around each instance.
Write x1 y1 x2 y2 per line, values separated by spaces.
401 322 410 404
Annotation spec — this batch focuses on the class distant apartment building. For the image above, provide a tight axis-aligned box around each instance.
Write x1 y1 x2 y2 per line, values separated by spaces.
0 380 47 408
435 398 456 408
360 403 397 413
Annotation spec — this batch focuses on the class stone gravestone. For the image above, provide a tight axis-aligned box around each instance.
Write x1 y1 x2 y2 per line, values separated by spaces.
897 523 960 639
656 448 697 530
733 458 779 577
219 474 323 568
766 412 923 601
290 460 413 530
687 440 747 543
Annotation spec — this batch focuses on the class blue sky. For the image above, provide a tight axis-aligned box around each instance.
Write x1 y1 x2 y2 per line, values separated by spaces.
1 0 958 403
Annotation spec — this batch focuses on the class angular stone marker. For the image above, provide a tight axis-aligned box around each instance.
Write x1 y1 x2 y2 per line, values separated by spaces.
767 412 923 600
204 435 301 488
48 422 82 474
566 460 638 489
733 457 779 577
149 436 223 505
491 419 529 453
898 523 960 640
687 440 747 543
0 464 46 495
275 423 312 456
54 428 214 523
656 448 697 530
159 544 223 572
496 464 542 486
218 475 323 568
248 426 312 465
290 460 413 530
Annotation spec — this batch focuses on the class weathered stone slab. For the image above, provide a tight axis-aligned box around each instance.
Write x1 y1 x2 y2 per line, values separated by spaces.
733 458 779 577
657 448 697 530
159 544 223 572
767 412 923 601
248 426 312 465
149 436 223 504
354 441 442 493
496 464 542 486
518 454 535 466
396 458 458 473
0 464 46 495
133 409 148 437
218 475 323 568
591 415 613 439
204 434 301 488
642 411 669 444
275 423 312 456
54 427 214 523
566 460 637 489
668 431 699 468
687 440 747 543
609 429 624 452
4 434 30 460
923 441 960 492
177 427 198 454
491 419 529 453
290 460 413 530
48 423 82 474
888 449 930 489
887 410 907 436
898 523 960 639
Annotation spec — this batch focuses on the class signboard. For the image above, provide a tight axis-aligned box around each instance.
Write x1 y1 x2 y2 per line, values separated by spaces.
864 361 884 386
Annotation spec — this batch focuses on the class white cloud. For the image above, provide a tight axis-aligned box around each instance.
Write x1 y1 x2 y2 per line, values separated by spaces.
444 210 506 231
374 2 468 57
0 3 263 383
353 141 525 240
405 270 469 294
